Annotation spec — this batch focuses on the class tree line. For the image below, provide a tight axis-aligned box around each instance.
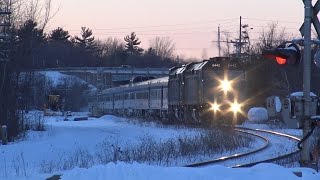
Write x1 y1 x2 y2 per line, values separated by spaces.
12 21 179 70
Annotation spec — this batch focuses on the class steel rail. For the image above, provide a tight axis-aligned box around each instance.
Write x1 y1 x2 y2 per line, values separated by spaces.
185 127 300 168
185 128 270 167
232 127 301 168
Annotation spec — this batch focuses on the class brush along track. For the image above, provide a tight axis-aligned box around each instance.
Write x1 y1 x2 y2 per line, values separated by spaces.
185 127 300 168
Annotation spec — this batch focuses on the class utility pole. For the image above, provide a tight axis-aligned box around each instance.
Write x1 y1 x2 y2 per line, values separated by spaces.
230 16 246 57
0 0 11 143
301 0 312 167
239 16 242 57
218 26 221 57
0 0 11 62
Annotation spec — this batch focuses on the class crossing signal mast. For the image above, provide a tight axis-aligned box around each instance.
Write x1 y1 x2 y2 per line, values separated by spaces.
262 0 320 168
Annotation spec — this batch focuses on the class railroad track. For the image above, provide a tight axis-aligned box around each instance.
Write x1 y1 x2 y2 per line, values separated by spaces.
185 127 301 168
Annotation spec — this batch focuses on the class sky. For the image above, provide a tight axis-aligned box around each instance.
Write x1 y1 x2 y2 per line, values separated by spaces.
48 0 305 59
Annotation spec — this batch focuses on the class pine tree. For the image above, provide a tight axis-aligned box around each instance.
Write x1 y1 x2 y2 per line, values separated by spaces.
48 27 70 42
14 20 45 69
124 32 143 55
75 27 95 48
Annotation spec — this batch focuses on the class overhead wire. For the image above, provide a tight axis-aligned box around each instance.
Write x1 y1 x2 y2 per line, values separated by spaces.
68 18 239 32
242 17 300 24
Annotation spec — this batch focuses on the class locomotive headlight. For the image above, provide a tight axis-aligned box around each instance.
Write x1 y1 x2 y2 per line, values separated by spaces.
210 102 220 112
219 79 232 93
230 102 241 113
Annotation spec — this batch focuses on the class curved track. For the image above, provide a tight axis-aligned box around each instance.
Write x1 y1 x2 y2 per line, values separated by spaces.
185 127 301 168
232 127 301 168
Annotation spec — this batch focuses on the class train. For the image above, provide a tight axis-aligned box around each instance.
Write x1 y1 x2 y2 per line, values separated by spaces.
89 57 248 125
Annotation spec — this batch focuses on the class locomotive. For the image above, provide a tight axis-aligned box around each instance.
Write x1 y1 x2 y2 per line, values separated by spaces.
89 57 248 124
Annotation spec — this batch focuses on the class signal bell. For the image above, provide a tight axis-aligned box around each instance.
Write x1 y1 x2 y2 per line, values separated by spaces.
262 43 301 65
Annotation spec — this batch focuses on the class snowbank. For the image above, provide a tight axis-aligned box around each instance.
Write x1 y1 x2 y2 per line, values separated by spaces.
247 107 268 122
59 162 320 180
274 96 281 112
38 71 97 91
291 92 317 97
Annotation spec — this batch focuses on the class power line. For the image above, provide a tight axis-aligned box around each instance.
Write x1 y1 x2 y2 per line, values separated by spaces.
67 18 239 32
243 17 300 24
93 31 213 36
85 26 224 33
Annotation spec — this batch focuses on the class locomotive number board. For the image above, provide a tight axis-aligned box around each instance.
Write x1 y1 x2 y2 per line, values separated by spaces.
211 62 240 70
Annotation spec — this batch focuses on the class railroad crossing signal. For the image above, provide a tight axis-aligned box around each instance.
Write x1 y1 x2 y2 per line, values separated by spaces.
262 43 301 65
299 0 320 37
299 0 320 169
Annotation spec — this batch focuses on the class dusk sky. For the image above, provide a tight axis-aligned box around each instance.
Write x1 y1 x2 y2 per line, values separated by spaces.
49 0 305 59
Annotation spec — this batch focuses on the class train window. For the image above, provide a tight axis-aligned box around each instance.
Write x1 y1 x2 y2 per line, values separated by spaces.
150 90 157 99
115 94 123 101
157 90 161 99
125 93 134 100
163 88 168 99
136 93 140 99
156 91 159 98
150 89 162 99
136 91 148 99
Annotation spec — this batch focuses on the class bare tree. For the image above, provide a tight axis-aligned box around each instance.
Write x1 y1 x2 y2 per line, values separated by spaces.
0 0 58 139
94 38 125 58
149 36 175 59
252 22 289 54
11 0 59 30
221 31 232 57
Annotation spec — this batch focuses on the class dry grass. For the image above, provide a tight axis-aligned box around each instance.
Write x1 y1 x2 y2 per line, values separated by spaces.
39 127 254 173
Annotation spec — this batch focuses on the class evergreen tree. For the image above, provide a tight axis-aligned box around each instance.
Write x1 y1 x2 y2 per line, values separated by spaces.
48 27 70 42
14 20 45 69
75 27 95 48
124 32 143 55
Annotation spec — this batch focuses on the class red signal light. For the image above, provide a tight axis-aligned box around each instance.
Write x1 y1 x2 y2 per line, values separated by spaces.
262 43 300 66
275 56 287 65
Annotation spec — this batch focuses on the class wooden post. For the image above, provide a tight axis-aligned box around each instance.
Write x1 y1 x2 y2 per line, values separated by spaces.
1 125 8 145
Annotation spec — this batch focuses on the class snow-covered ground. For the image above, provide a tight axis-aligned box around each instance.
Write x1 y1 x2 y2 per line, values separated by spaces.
16 162 318 180
0 113 198 178
0 111 319 180
58 163 320 180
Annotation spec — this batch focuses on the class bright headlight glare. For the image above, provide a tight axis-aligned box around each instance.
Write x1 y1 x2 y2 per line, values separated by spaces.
211 103 220 111
220 79 231 92
231 102 241 113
